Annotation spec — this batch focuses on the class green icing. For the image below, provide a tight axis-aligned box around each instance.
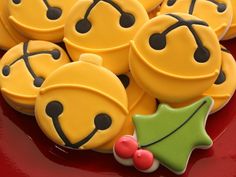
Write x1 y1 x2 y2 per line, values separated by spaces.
133 96 213 174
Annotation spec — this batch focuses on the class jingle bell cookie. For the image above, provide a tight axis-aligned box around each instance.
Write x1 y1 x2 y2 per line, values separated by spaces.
170 47 236 114
114 97 213 174
0 0 26 50
137 0 163 12
35 54 129 150
8 0 78 42
148 6 160 19
159 0 233 39
64 0 149 74
0 40 70 115
223 0 236 40
129 13 221 104
95 73 156 152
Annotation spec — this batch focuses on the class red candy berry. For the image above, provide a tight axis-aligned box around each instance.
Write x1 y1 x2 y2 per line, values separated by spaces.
114 136 138 159
133 149 154 170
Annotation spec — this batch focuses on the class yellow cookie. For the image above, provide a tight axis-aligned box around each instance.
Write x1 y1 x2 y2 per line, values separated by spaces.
8 0 78 42
129 13 221 104
64 0 149 74
169 46 236 114
95 73 157 152
223 0 236 40
138 0 163 12
159 0 233 39
148 6 160 19
0 40 70 115
0 0 27 50
35 54 129 150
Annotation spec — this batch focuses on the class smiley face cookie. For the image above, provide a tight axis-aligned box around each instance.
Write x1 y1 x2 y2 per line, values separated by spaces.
95 73 157 152
129 13 222 104
35 54 129 150
223 0 236 40
137 0 163 12
0 0 27 50
7 0 78 42
159 0 233 39
0 40 70 115
64 0 149 74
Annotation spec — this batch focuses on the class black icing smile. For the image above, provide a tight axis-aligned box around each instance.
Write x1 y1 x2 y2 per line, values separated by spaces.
75 0 135 34
45 101 112 149
149 14 211 63
2 41 61 87
167 0 227 14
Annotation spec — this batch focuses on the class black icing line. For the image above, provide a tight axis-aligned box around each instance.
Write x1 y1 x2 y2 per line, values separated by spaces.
84 0 126 19
140 100 207 148
189 0 196 14
51 114 98 148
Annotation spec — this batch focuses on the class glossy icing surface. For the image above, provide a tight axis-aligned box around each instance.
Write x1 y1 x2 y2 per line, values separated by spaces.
8 0 78 42
129 13 221 103
0 38 236 177
159 0 233 39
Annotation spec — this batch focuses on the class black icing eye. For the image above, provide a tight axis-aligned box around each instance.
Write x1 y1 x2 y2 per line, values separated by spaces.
47 7 62 20
2 65 10 76
167 0 176 6
215 70 226 85
94 113 112 130
51 49 61 60
120 13 135 28
12 0 21 4
194 47 210 63
46 101 64 119
149 33 166 50
34 77 45 87
217 3 226 13
118 74 130 89
75 19 92 34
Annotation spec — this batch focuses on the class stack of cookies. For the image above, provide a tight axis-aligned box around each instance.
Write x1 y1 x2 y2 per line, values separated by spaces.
0 0 235 175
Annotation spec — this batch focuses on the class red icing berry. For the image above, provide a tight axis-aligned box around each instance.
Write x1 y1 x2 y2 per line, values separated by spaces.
114 136 138 159
133 149 154 170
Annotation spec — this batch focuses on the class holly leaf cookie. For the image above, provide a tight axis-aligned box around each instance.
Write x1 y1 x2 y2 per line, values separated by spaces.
133 96 213 174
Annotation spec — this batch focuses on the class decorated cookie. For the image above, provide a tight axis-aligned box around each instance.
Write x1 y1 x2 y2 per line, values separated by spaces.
170 47 236 114
129 13 221 104
138 0 163 12
95 73 157 152
64 0 149 74
0 0 27 50
223 0 236 40
0 40 70 115
7 0 78 42
148 6 160 19
114 97 214 174
159 0 233 39
35 54 129 150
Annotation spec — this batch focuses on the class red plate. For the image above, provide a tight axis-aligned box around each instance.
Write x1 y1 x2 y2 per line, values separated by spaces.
0 39 236 177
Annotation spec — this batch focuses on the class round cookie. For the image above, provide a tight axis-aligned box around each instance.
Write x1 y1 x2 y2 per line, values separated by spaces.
129 13 222 104
169 47 236 114
64 0 149 74
148 6 160 19
35 54 129 150
8 0 78 42
223 0 236 40
138 0 163 12
0 0 27 50
0 40 70 115
95 73 157 152
159 0 233 39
